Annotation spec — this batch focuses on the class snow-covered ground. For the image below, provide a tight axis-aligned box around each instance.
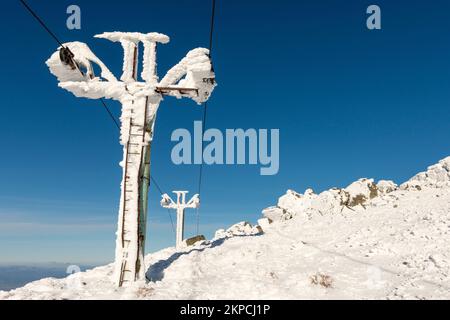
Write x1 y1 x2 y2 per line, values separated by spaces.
1 157 449 300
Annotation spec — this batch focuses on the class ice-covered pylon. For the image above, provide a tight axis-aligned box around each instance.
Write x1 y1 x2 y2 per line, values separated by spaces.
46 32 216 287
161 191 200 249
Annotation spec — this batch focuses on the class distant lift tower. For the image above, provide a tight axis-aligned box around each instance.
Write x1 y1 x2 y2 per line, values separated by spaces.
161 191 200 249
46 31 216 287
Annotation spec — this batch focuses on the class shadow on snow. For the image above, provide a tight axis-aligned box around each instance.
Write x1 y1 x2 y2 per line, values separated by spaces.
145 234 262 282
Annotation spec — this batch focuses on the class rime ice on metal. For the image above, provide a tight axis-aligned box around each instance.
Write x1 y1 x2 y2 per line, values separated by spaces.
46 32 216 287
161 191 200 249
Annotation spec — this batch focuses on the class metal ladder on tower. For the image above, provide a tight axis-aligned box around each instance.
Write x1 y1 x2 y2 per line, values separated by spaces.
118 100 149 286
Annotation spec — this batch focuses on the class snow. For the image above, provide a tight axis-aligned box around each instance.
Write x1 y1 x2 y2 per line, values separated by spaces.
46 42 117 83
95 32 170 44
1 157 449 300
376 180 398 194
120 40 139 82
94 32 170 84
46 40 215 105
401 156 450 190
214 221 262 239
159 48 216 104
141 41 158 84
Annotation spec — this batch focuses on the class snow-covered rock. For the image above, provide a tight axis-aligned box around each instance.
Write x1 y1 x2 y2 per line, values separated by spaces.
280 189 316 214
376 180 398 194
263 176 406 221
262 206 291 222
183 235 207 247
309 188 345 215
401 157 450 190
265 179 379 220
214 222 262 239
257 218 272 231
268 189 317 220
344 178 378 207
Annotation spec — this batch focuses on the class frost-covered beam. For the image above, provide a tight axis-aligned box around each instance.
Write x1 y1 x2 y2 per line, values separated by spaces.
141 41 157 84
159 48 211 86
46 41 117 83
59 81 126 100
159 48 216 104
96 32 170 83
46 42 122 100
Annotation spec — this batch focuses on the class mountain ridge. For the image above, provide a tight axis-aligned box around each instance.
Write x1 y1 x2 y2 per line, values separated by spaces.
1 157 449 300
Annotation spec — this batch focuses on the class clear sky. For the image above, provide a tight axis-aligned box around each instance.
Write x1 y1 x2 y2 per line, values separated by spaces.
0 0 449 264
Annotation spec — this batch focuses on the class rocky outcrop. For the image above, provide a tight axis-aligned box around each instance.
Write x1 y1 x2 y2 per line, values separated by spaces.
185 235 206 247
401 157 450 190
262 206 292 222
376 180 398 194
261 171 403 220
214 222 263 239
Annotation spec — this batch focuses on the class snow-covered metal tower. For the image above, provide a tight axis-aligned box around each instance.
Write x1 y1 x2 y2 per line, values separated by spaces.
46 32 216 287
161 191 200 249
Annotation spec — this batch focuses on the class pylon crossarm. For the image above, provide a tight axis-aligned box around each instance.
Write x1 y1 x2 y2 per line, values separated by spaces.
158 48 216 104
95 32 170 45
156 87 198 94
47 41 117 83
96 32 170 84
186 194 200 209
160 193 177 209
59 81 126 101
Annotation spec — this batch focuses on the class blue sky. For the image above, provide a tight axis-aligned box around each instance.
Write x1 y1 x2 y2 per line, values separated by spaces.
0 0 449 264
